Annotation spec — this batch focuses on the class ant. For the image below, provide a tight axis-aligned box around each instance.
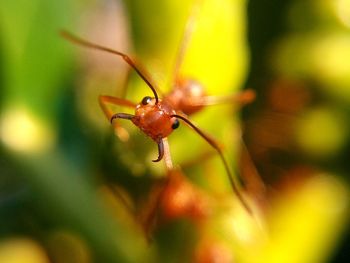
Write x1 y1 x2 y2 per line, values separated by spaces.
60 2 254 214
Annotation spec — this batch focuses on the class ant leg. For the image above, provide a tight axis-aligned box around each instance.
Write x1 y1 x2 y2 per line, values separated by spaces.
99 95 136 141
198 89 256 107
162 138 173 170
118 67 132 99
172 0 203 82
239 140 266 206
180 150 215 169
106 183 139 222
139 138 174 239
139 175 170 241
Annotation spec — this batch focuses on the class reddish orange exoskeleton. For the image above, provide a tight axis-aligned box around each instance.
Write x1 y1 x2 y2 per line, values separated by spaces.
60 3 254 213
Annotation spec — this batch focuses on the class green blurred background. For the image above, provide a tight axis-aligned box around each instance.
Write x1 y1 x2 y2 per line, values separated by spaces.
0 0 349 262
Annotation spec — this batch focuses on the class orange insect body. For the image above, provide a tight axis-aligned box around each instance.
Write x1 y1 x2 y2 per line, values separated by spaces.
60 25 253 213
160 169 211 221
165 78 206 115
195 239 233 263
132 98 178 142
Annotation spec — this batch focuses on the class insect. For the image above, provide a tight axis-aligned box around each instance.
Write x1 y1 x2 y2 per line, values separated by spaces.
60 2 254 214
160 168 211 221
136 167 211 238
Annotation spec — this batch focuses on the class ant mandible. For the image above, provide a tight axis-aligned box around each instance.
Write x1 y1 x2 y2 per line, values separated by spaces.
60 3 253 214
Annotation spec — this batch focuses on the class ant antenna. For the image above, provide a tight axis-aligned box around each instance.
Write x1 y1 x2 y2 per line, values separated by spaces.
60 30 159 103
171 114 252 214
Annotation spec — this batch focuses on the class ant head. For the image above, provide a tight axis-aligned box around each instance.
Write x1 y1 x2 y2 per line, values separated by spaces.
132 97 180 142
111 95 180 162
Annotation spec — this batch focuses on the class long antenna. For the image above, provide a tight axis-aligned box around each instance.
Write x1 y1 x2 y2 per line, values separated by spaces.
171 114 252 214
60 30 159 103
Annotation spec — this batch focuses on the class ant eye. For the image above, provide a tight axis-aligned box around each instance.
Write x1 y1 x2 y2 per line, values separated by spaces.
172 118 180 129
141 96 152 105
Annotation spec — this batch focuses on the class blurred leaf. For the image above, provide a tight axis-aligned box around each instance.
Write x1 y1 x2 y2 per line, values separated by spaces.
0 238 49 263
255 174 349 263
0 0 80 121
294 107 348 158
7 149 150 263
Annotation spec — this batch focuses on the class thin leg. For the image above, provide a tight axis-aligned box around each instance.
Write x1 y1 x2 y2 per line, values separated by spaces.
107 183 136 218
162 137 173 170
195 89 256 107
139 176 170 241
172 0 203 83
180 150 215 169
99 95 136 141
118 67 132 99
239 140 266 205
139 138 174 239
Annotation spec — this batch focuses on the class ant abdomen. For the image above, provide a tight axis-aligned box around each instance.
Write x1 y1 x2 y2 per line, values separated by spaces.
165 78 206 115
61 30 253 213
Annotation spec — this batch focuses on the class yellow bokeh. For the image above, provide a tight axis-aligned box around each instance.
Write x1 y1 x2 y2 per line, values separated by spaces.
0 238 49 263
0 107 56 154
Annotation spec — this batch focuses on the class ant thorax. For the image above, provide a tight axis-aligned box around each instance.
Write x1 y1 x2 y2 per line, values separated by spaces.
165 78 206 115
62 31 253 213
131 97 179 142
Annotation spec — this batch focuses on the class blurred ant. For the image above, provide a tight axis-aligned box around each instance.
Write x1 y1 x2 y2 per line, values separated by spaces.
60 1 254 214
135 167 211 237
